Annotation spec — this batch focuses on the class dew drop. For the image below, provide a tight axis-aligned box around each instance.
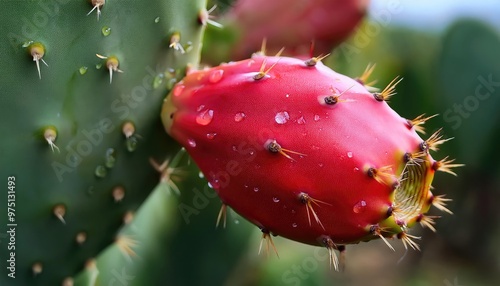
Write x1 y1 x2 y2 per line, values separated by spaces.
173 84 185 96
105 148 116 168
153 73 164 88
273 197 280 203
285 94 290 98
297 116 306 125
353 200 367 213
253 187 259 192
79 66 88 75
292 223 298 228
154 17 160 23
234 219 240 224
206 133 217 140
95 63 102 69
95 165 107 178
275 111 290 124
101 26 111 36
196 109 214 125
187 139 197 147
318 162 324 168
209 69 224 83
210 180 221 189
126 136 138 152
314 114 320 122
234 112 246 122
354 167 359 172
199 171 204 178
347 151 353 158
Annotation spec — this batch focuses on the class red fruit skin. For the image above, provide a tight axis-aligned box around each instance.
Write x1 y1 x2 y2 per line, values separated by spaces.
162 55 436 247
227 0 369 59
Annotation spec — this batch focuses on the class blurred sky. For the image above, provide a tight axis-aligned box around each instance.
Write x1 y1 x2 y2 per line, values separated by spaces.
369 0 500 31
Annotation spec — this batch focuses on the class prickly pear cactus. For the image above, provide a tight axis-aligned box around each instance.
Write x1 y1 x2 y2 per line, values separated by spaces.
202 0 368 64
162 53 462 269
0 0 207 285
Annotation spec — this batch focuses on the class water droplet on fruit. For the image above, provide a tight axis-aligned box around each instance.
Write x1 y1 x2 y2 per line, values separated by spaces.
273 197 280 203
314 114 320 122
210 180 220 189
253 187 259 192
318 163 324 168
353 200 367 213
209 69 224 83
198 171 204 178
291 209 296 214
234 112 246 122
206 133 217 140
285 94 290 98
95 165 107 178
105 148 116 168
154 17 160 23
101 26 111 36
275 111 290 124
292 223 298 228
196 109 214 125
187 139 197 147
347 151 353 158
297 116 306 125
354 167 359 172
173 84 185 96
79 66 88 75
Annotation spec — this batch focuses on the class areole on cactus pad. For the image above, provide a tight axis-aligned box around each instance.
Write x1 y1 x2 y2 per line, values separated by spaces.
161 53 462 269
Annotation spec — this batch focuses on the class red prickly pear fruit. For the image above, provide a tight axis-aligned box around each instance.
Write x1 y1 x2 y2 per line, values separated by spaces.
161 55 461 264
226 0 369 59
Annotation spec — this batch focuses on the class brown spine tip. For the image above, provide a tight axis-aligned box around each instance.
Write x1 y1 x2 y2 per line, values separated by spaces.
169 32 185 53
322 237 340 271
432 157 464 176
324 95 338 105
76 232 87 245
122 121 135 138
53 204 66 224
356 63 377 87
266 140 281 153
87 0 105 20
112 186 125 202
32 262 43 276
304 54 330 67
43 127 60 153
96 54 123 83
259 228 279 257
123 211 134 224
27 42 48 79
62 277 74 286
